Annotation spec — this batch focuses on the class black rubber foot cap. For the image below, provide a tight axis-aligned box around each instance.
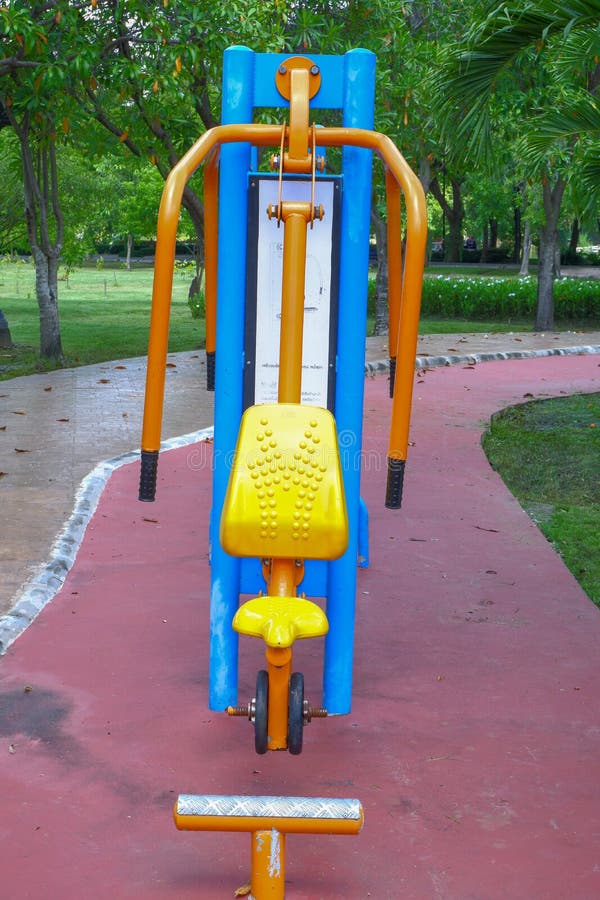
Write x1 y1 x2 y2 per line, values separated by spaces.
389 356 396 398
139 450 159 501
385 457 405 509
206 350 215 392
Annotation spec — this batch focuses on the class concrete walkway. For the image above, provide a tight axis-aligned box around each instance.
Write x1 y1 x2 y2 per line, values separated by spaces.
0 354 599 898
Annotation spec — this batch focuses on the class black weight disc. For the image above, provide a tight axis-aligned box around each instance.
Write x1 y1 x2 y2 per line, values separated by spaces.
254 669 269 755
288 671 305 756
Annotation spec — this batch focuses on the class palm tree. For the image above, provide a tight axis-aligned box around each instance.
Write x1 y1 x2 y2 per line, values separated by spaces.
434 0 600 330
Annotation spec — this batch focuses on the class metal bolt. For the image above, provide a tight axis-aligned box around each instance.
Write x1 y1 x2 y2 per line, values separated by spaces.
303 700 327 723
310 65 320 76
278 65 287 75
227 702 253 720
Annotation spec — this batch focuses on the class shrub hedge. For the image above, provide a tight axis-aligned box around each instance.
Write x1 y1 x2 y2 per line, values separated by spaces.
421 275 600 321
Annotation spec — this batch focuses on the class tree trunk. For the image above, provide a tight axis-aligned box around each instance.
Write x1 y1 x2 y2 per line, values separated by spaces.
489 218 498 248
429 175 464 262
126 233 133 270
11 110 64 359
568 218 579 255
554 243 561 279
418 155 432 194
535 176 566 332
371 207 388 336
33 247 62 358
0 308 12 349
513 205 522 264
519 220 532 276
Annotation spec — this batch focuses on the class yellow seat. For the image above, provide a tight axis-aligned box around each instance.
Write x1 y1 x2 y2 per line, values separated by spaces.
232 596 329 648
220 404 348 560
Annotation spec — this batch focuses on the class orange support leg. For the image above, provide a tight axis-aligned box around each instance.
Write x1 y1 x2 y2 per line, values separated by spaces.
252 829 285 898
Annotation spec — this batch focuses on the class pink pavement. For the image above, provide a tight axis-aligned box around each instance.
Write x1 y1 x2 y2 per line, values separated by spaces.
1 354 599 899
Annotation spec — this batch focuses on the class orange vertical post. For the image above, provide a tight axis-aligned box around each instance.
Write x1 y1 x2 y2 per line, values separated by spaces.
386 169 402 397
204 149 219 391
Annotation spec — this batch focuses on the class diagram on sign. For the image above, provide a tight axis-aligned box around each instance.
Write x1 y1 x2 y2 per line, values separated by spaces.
253 178 336 408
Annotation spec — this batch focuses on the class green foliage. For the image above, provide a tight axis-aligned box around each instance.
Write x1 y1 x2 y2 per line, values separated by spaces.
422 274 600 321
483 392 600 606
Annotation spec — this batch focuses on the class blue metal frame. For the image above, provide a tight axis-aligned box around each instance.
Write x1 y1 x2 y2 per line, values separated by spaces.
209 46 375 714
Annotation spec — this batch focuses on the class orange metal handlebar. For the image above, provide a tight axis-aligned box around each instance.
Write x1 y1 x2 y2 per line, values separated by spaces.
139 123 426 506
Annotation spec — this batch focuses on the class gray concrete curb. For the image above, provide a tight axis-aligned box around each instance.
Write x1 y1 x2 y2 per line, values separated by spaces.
365 343 600 375
0 426 214 656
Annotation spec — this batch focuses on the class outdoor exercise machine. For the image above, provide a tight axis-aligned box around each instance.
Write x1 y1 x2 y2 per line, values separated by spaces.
174 794 363 900
139 47 426 754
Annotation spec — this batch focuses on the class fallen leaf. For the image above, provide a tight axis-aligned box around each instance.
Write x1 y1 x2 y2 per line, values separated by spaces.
523 392 534 398
43 386 53 392
8 743 16 754
114 365 127 370
24 685 33 693
166 362 177 368
142 517 159 524
474 525 500 533
97 378 111 384
12 410 27 415
447 347 457 352
462 365 476 370
0 425 6 431
234 882 251 897
14 448 31 453
56 418 70 423
514 337 522 342
0 472 7 479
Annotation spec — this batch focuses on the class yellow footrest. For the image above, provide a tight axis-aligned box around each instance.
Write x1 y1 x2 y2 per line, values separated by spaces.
233 596 329 648
220 404 348 560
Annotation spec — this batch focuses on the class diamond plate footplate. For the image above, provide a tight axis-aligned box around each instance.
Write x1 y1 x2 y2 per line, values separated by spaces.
176 794 362 820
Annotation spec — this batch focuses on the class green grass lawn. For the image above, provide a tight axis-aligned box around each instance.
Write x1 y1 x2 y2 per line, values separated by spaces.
1 259 541 379
482 393 600 608
0 261 204 378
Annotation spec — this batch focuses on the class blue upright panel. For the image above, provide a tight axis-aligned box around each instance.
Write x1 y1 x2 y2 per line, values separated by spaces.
209 46 254 710
324 49 376 713
208 47 376 714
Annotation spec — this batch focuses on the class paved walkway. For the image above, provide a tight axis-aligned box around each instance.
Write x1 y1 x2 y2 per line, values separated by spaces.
2 329 599 623
0 353 599 898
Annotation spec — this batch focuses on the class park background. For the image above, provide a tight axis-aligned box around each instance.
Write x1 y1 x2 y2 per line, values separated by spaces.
1 2 599 607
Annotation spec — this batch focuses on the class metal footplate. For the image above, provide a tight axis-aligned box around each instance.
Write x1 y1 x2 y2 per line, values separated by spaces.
174 794 364 899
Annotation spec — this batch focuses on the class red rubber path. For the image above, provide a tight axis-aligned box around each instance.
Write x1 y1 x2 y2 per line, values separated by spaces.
1 356 599 899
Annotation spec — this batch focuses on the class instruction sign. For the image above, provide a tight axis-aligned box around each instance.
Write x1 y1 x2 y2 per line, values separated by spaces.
244 175 341 411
